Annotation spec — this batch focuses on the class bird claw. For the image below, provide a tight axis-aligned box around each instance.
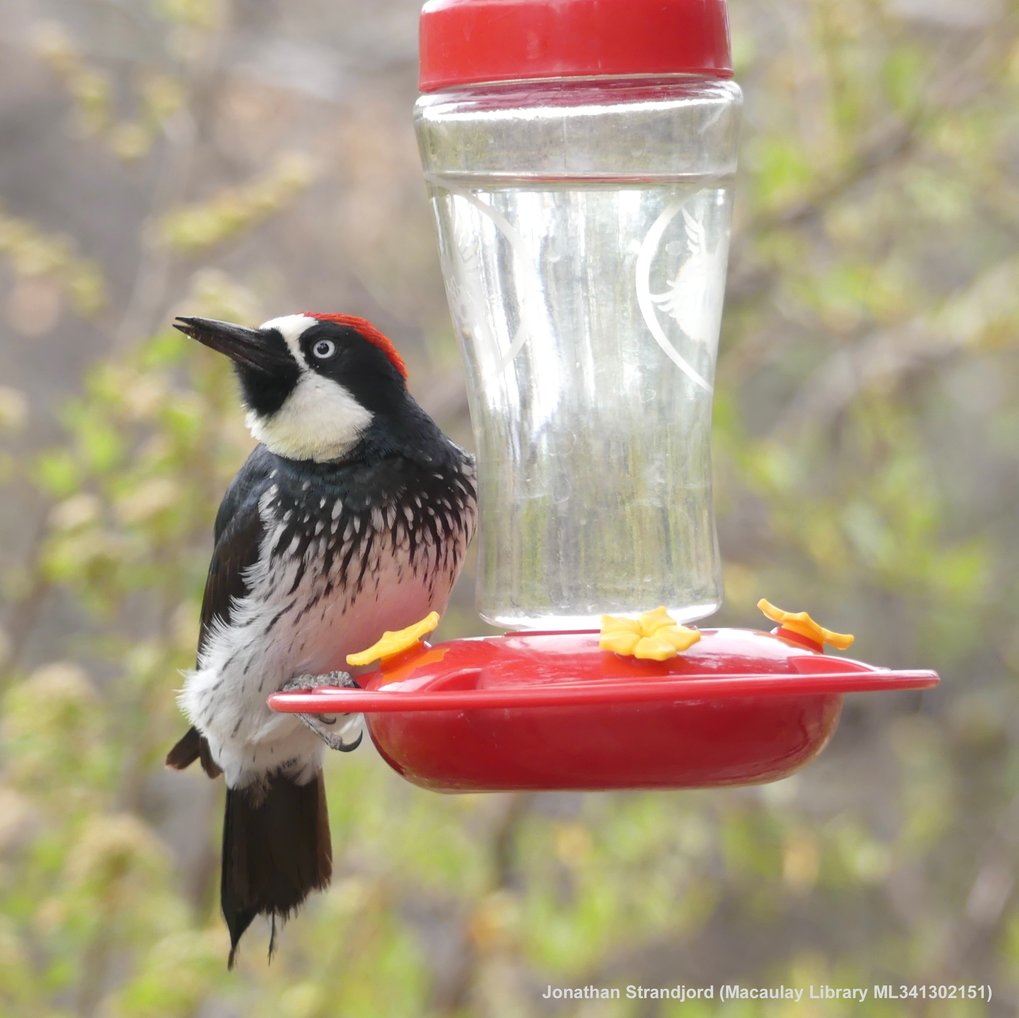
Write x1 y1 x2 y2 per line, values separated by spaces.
282 671 363 753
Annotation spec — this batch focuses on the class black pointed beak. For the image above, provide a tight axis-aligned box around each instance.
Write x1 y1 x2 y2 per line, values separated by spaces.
173 316 291 375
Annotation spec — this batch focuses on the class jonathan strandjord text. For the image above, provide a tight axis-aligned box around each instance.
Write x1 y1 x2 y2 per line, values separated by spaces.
542 983 992 1003
544 984 868 1002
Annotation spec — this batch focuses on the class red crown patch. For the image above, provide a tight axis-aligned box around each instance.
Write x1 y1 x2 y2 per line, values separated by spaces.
304 313 408 380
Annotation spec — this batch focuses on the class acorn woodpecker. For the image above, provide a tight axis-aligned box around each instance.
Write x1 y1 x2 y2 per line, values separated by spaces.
165 312 477 965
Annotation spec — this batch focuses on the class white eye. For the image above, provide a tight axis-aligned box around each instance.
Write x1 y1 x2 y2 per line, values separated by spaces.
311 339 336 360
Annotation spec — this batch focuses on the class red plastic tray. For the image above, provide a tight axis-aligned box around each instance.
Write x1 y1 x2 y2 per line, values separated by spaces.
269 628 938 793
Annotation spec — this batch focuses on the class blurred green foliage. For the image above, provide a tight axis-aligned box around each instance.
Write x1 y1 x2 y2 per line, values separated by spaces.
2 0 1018 1016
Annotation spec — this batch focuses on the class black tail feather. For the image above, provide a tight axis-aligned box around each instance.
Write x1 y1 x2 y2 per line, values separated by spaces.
221 770 332 968
166 726 222 778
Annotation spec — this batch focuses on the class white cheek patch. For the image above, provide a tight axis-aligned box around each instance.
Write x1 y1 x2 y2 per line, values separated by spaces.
259 313 317 368
246 372 373 462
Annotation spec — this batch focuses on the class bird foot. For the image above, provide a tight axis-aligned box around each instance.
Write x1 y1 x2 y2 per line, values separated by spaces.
281 671 363 753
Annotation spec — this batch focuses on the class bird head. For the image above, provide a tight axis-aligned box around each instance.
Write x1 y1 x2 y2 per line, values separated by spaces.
173 313 410 462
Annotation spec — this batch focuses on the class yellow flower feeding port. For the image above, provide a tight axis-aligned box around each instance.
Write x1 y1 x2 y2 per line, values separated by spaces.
599 608 702 661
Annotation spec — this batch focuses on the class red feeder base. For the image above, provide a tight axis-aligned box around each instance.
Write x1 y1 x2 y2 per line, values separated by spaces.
268 628 938 794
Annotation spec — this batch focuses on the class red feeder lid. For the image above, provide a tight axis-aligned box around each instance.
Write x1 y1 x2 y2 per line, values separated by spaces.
419 0 734 93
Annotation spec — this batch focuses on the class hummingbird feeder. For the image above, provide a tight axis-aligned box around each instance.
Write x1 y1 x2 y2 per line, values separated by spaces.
268 0 939 792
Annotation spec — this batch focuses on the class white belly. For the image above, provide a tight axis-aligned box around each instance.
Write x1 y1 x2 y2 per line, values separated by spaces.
179 507 455 788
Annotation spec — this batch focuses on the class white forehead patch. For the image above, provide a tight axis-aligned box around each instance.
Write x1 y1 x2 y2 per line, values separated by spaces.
245 373 373 463
259 313 317 369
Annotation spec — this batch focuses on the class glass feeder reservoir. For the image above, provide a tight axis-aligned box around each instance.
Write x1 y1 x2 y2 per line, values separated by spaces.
415 0 741 628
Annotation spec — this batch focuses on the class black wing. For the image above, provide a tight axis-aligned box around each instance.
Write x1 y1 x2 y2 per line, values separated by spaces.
167 445 275 776
197 445 276 661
